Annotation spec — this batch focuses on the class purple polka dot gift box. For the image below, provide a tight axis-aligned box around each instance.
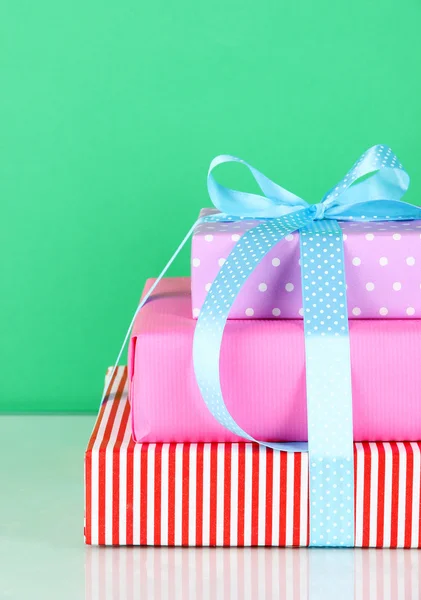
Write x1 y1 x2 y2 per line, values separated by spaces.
191 208 421 320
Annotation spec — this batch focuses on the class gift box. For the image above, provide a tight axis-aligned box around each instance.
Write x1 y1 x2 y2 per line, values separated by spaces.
84 367 421 547
128 276 421 444
191 209 421 320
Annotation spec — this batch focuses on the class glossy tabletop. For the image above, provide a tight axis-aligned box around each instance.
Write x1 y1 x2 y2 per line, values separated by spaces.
0 415 420 600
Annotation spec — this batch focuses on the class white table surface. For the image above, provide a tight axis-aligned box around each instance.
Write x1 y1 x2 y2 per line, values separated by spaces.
0 415 420 600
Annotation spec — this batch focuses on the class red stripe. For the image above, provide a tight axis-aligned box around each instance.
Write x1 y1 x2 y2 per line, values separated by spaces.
85 367 125 545
87 367 120 453
85 450 92 544
87 406 106 452
390 442 400 548
376 443 386 548
98 370 127 545
265 449 274 546
98 447 107 544
390 549 399 598
168 445 176 546
112 401 131 545
182 444 190 546
375 552 384 598
418 444 421 548
293 551 301 600
251 445 260 546
154 445 162 546
404 442 414 548
196 443 204 546
209 443 218 546
307 454 310 546
126 437 135 545
279 452 287 547
223 445 232 547
85 398 106 545
362 442 371 548
293 453 301 547
237 446 246 547
140 445 148 545
353 446 358 543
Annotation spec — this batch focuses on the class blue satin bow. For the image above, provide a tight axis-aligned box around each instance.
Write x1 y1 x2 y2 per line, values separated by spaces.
193 145 418 548
207 145 415 221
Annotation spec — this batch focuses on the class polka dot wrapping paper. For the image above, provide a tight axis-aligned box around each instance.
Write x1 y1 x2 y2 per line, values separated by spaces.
191 208 421 320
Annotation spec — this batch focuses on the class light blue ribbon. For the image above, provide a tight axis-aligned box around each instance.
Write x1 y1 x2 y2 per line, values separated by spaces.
192 145 419 547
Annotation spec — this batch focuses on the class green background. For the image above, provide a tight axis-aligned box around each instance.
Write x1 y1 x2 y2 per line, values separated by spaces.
1 1 421 412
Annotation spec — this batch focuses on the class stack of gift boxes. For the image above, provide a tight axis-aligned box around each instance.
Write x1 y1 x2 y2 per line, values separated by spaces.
85 210 421 548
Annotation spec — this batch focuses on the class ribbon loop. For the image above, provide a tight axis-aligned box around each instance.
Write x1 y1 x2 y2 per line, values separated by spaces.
207 154 308 218
207 145 416 223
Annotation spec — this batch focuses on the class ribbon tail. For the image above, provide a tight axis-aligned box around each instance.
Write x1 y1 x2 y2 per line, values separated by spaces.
193 207 315 452
300 220 354 547
101 218 203 405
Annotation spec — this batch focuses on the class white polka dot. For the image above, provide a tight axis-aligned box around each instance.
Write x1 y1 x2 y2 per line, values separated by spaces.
352 307 361 316
285 283 294 292
204 234 213 242
298 307 304 316
352 257 361 266
365 233 374 241
272 257 281 267
193 308 200 317
393 233 401 240
406 256 415 266
272 308 281 316
285 234 294 242
343 234 347 241
192 258 201 267
393 282 402 291
407 307 415 316
258 283 267 292
231 234 240 242
379 307 388 316
205 282 211 292
366 282 375 291
245 308 254 316
218 257 226 266
379 257 388 266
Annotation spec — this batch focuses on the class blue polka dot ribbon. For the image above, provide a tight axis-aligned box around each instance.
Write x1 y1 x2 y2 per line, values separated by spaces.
105 145 419 547
192 145 420 548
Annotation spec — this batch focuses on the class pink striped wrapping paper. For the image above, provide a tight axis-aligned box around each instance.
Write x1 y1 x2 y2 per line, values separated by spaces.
130 277 421 443
84 367 421 547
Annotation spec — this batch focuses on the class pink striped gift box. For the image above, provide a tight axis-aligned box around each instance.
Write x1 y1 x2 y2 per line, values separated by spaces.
84 367 421 547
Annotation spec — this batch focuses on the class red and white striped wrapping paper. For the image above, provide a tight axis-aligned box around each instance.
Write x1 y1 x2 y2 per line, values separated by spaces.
84 367 421 547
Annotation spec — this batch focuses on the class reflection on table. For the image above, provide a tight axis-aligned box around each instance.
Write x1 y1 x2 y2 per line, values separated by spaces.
85 546 420 600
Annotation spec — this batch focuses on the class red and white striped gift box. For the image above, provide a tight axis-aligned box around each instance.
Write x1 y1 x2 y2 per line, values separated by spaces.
84 367 421 547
